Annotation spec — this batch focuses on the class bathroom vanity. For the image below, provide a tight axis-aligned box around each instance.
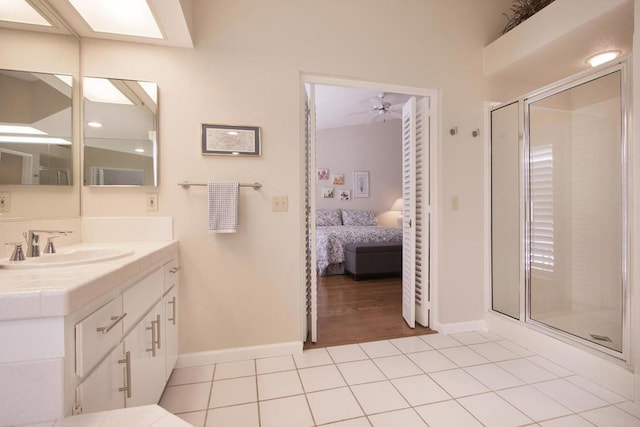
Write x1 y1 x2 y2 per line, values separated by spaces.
0 240 179 426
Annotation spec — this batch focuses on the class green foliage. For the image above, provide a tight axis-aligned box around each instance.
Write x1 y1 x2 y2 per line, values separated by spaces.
502 0 556 34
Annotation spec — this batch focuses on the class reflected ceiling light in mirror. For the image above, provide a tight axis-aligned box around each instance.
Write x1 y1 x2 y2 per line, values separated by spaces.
87 121 103 128
0 136 70 145
228 131 239 136
0 0 51 26
0 124 46 135
69 0 162 39
84 77 133 105
134 148 145 153
586 50 621 67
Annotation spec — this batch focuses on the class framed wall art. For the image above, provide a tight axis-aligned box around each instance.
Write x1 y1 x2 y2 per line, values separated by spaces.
354 171 369 198
322 187 335 198
317 168 329 180
202 124 261 156
340 190 351 201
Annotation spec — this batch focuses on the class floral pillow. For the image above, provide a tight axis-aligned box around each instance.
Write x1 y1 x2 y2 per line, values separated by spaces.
341 209 377 226
316 209 342 226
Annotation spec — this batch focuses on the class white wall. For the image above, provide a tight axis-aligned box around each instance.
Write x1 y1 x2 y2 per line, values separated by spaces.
315 120 402 227
1 0 512 353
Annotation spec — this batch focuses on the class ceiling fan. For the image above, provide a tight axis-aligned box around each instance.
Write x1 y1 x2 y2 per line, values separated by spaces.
365 93 403 123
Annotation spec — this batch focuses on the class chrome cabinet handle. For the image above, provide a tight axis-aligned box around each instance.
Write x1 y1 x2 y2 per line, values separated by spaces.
146 319 157 357
169 266 181 274
118 351 132 398
96 313 127 334
168 296 177 325
155 314 161 350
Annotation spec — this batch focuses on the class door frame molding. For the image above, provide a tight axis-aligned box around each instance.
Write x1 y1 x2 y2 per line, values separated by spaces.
299 73 441 340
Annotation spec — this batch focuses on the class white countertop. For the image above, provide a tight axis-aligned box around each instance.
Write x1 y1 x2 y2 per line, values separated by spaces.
0 241 179 322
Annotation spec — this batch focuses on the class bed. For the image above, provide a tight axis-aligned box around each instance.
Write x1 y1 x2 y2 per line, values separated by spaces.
316 209 402 276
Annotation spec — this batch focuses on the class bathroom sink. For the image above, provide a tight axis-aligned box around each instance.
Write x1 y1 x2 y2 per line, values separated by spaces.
0 247 134 269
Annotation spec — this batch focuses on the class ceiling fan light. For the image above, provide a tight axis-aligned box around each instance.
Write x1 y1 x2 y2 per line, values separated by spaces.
586 50 621 67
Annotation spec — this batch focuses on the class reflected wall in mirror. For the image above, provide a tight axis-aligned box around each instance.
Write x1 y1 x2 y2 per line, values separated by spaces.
0 69 73 185
83 77 157 186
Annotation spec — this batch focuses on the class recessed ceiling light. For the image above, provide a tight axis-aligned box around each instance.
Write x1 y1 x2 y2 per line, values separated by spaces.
84 77 133 105
69 0 162 39
586 50 621 67
0 124 46 135
134 148 145 153
0 136 70 145
0 0 51 26
87 121 103 128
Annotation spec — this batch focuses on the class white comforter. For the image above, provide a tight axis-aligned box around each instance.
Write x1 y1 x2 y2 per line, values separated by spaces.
316 225 402 275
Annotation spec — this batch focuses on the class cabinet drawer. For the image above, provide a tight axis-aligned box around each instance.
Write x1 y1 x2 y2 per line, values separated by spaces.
123 268 164 332
75 296 124 377
164 258 180 293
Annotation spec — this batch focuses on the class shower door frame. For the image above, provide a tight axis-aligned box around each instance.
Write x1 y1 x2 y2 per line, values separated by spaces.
490 60 631 362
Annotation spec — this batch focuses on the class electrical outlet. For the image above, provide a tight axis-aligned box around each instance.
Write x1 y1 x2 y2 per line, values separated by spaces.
146 193 158 212
0 192 10 213
272 195 288 212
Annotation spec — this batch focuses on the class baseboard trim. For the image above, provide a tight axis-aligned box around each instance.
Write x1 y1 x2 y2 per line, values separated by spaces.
434 319 487 334
176 341 303 368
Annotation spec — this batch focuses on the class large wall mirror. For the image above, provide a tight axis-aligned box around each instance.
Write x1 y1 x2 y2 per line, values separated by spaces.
83 77 157 186
0 69 73 185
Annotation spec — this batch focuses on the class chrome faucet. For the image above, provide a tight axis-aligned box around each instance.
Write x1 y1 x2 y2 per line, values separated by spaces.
25 230 73 257
5 242 25 261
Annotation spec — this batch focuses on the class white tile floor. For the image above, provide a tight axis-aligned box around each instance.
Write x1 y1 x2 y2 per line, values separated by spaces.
159 332 640 426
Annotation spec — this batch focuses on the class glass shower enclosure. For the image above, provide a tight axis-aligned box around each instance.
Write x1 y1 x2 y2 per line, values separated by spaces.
490 63 628 358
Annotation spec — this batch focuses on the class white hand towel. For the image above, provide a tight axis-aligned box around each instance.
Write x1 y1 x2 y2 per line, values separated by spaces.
208 182 239 233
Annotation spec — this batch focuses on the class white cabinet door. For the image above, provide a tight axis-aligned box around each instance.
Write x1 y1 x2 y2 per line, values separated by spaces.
75 342 126 414
165 285 179 379
123 300 167 407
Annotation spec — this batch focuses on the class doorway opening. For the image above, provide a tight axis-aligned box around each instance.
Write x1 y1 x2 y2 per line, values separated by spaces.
302 76 440 348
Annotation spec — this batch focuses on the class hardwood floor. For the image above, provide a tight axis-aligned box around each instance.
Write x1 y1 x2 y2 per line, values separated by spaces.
304 274 434 349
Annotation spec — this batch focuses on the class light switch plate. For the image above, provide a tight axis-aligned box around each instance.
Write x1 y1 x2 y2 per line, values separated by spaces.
272 196 288 212
146 193 158 212
0 192 10 213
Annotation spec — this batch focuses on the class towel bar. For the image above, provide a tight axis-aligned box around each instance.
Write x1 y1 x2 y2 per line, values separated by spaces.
177 181 261 190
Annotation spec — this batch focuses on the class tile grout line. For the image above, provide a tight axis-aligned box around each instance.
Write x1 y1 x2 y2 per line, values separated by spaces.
253 359 262 427
201 363 216 427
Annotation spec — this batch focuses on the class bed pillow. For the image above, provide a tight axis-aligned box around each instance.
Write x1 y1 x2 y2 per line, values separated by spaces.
341 209 377 226
316 209 342 226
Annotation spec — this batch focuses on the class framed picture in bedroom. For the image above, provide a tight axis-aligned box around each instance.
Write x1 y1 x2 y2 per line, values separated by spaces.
322 187 335 198
332 174 344 185
201 124 261 156
353 171 369 198
317 168 329 180
340 190 351 201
